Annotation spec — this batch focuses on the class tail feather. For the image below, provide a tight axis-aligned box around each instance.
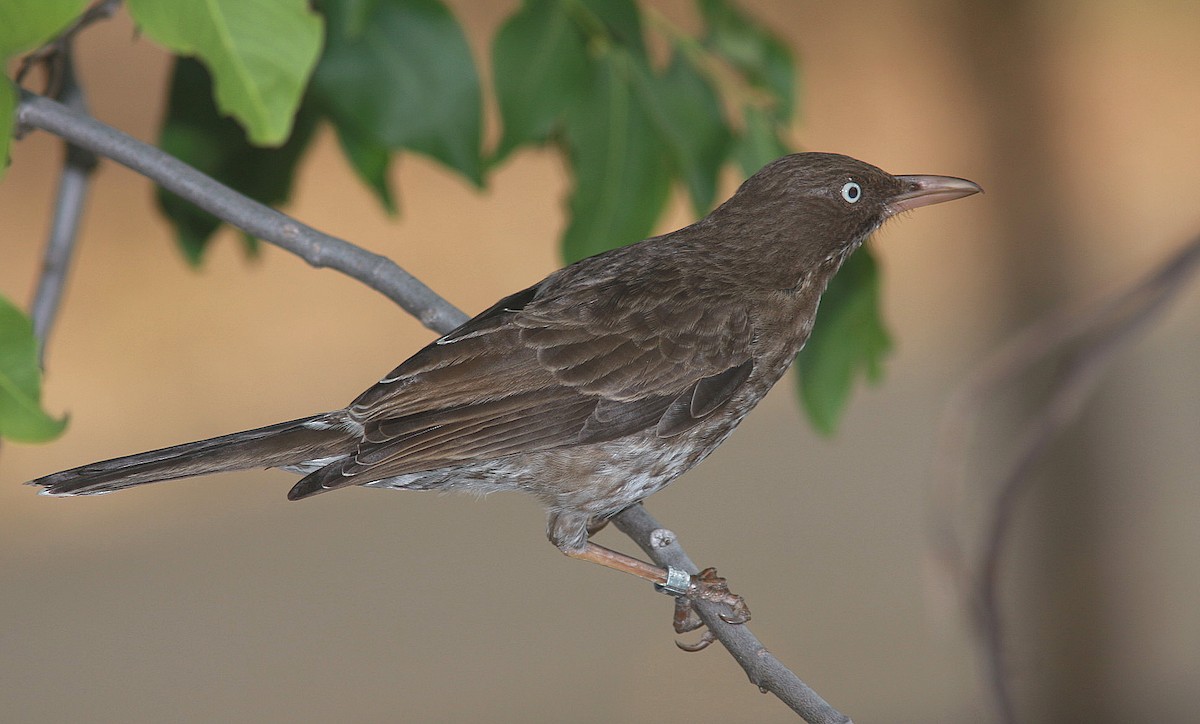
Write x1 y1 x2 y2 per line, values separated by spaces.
27 414 356 497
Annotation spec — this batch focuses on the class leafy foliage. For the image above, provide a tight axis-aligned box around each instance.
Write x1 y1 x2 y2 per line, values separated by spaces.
698 0 795 121
156 0 483 254
157 58 321 263
633 51 731 215
560 50 672 262
795 250 893 435
733 104 790 179
1 0 896 439
0 0 90 181
0 0 88 59
127 0 322 145
493 0 786 260
490 0 589 164
0 1 88 441
309 0 483 185
0 295 66 442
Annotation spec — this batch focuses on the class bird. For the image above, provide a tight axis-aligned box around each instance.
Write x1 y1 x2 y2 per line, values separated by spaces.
28 152 980 629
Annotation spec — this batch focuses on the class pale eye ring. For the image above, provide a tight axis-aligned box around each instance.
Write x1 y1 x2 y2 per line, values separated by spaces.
841 181 862 203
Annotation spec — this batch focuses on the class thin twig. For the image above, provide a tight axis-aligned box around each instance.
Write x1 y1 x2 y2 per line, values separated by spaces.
13 90 841 720
615 505 853 723
20 2 117 360
29 48 97 365
931 234 1200 722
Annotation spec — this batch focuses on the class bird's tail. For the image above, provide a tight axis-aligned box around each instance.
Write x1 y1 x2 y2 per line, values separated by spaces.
27 414 357 497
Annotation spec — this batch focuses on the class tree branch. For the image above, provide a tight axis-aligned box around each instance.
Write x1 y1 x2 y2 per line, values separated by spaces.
29 47 96 365
14 91 847 721
931 234 1200 722
615 505 853 723
17 90 469 334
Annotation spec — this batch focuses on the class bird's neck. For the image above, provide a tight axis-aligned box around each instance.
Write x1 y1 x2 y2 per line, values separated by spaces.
737 235 868 358
717 230 865 297
690 200 871 294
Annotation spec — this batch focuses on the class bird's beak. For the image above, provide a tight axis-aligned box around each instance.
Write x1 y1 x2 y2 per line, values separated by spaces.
886 175 982 216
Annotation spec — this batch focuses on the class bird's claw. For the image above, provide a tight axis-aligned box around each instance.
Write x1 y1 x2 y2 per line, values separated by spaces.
686 567 750 621
673 593 705 634
667 567 751 649
675 630 718 652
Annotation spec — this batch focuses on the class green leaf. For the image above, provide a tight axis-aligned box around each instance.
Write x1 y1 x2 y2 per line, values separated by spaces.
333 124 397 215
0 0 84 172
127 0 322 145
732 103 790 178
561 51 671 262
339 0 381 36
794 249 893 435
156 58 320 264
490 0 589 164
0 294 66 443
575 0 646 59
698 0 796 121
632 50 731 214
0 80 14 182
311 0 483 185
0 0 87 59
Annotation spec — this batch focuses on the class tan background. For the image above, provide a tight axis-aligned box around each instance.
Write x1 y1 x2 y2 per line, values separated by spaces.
3 1 1199 722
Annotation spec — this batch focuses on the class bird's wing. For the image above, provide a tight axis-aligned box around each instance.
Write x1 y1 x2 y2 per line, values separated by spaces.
288 275 755 499
515 274 756 438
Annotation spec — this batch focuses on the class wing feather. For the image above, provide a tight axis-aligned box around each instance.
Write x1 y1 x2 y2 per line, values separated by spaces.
289 259 759 500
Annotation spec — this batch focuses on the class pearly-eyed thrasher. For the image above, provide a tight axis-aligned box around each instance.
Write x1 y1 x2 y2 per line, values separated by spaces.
29 153 981 629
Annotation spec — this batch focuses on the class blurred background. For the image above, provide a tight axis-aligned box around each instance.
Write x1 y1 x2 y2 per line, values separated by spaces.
2 1 1199 721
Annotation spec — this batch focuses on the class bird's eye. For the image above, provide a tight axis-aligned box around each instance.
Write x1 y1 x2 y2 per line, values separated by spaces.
841 181 862 203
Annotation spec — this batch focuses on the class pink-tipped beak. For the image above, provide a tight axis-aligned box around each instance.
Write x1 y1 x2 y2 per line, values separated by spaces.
887 175 982 215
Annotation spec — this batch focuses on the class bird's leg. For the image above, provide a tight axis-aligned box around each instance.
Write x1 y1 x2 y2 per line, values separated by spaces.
564 542 751 635
564 541 670 584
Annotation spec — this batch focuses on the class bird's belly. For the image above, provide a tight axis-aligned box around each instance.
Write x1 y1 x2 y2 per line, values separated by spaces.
363 360 788 517
525 411 748 519
554 352 795 517
360 413 742 515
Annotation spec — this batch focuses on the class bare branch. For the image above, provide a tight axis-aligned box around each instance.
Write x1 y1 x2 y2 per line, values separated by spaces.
614 504 853 723
29 48 96 365
16 91 469 334
13 91 846 720
931 234 1200 722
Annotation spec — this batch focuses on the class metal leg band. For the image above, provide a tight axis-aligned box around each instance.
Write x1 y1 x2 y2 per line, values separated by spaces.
656 566 692 596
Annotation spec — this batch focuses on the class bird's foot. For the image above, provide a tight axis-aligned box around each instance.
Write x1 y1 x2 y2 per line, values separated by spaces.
559 542 749 650
658 567 750 651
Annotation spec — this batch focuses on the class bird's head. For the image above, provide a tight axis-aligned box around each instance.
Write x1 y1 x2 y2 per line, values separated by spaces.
707 152 981 286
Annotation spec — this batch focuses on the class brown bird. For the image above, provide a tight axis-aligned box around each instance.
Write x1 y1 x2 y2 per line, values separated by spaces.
29 152 980 626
